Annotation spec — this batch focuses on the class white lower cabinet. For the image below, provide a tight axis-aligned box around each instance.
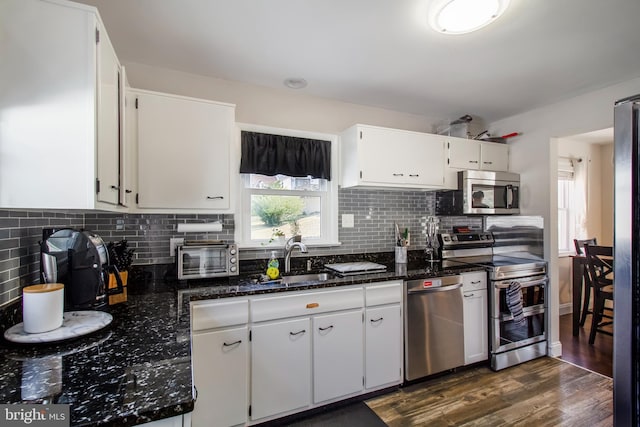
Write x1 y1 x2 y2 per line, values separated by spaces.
250 318 312 420
364 281 403 389
462 272 489 365
313 310 364 404
365 304 402 389
190 299 249 427
190 283 404 426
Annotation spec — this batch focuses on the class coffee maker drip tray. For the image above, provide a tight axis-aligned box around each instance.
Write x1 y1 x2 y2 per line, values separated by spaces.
4 311 113 344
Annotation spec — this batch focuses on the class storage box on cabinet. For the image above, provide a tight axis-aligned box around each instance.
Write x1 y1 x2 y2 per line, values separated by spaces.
190 299 249 427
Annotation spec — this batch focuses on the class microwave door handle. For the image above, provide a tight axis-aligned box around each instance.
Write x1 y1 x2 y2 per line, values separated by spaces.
505 185 513 208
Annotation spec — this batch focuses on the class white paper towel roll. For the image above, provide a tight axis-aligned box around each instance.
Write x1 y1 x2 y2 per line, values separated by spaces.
176 222 223 233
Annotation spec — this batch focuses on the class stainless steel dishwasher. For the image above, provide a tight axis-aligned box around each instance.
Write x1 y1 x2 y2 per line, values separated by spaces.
404 274 465 381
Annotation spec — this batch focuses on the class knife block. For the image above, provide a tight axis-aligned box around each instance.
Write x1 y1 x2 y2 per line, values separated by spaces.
108 271 128 305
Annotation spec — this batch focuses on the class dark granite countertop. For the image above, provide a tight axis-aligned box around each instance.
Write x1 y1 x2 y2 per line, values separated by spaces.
0 289 192 427
0 260 484 426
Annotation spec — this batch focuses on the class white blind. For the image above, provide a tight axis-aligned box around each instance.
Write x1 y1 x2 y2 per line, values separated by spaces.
558 157 575 180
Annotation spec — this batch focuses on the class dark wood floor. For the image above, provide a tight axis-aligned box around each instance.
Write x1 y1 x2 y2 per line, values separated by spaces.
287 313 613 426
558 313 613 377
367 357 613 426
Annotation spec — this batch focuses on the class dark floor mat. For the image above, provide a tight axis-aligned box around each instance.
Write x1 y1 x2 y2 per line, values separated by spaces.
282 401 388 427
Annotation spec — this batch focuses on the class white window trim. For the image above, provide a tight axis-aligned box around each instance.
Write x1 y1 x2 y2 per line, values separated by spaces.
233 123 340 249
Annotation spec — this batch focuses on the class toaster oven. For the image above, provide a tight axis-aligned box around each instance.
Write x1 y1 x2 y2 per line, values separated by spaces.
177 242 238 280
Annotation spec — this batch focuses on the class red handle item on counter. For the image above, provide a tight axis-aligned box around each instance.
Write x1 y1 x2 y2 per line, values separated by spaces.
500 132 521 139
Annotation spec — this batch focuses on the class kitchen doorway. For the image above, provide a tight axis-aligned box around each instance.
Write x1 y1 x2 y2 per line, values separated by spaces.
556 127 613 374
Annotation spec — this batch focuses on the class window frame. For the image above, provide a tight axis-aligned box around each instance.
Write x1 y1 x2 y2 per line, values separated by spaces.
557 178 575 255
234 123 339 249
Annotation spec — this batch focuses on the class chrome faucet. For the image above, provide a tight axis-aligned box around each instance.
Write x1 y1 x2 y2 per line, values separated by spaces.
284 236 308 273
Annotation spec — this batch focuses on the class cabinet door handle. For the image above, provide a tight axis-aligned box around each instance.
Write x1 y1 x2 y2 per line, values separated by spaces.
469 160 479 164
464 293 475 297
483 161 493 165
318 325 334 331
110 185 120 190
392 173 404 176
370 317 384 323
222 340 242 347
206 196 224 200
409 174 419 177
125 189 132 194
290 329 306 336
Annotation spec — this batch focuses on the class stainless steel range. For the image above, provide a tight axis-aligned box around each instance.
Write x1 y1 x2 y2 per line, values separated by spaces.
439 217 548 371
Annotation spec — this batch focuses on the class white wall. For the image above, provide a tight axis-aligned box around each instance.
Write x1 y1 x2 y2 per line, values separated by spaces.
600 143 614 245
489 76 640 357
124 62 444 134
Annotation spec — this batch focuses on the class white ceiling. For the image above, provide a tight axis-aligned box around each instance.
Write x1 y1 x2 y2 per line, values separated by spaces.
75 0 640 123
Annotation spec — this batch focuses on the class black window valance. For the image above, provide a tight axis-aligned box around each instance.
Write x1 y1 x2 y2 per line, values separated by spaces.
239 131 332 180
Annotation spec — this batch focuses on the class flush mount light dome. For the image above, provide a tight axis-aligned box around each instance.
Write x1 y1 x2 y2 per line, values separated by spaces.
283 77 308 89
428 0 510 35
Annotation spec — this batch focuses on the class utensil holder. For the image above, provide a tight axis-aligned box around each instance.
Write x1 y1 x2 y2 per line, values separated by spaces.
395 246 407 264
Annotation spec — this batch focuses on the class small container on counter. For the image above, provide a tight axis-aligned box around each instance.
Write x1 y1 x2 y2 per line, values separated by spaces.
22 283 64 333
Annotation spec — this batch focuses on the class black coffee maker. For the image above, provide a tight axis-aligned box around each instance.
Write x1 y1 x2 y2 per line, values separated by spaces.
40 228 124 310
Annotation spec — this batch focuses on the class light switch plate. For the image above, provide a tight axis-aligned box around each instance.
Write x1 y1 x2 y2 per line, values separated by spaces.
170 237 184 257
342 214 355 228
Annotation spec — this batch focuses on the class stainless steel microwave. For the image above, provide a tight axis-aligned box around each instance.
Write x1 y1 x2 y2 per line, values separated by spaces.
177 242 238 280
459 170 520 215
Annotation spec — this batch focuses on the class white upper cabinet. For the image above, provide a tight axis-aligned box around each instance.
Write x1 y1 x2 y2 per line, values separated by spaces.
447 137 509 171
444 137 510 188
0 0 123 209
96 24 121 205
480 141 510 171
134 90 235 211
341 125 446 190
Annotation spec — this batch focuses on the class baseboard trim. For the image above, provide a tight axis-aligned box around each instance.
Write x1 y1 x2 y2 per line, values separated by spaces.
548 340 562 357
559 302 572 316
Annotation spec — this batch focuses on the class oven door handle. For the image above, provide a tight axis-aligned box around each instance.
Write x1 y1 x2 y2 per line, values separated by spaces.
495 277 547 289
407 283 463 294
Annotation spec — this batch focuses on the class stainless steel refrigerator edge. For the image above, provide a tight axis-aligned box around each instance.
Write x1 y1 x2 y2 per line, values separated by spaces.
613 94 640 426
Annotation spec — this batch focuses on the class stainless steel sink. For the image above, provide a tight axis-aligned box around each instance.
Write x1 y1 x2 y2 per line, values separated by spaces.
280 272 334 284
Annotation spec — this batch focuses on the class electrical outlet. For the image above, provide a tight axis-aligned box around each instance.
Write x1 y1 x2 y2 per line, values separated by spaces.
170 237 184 257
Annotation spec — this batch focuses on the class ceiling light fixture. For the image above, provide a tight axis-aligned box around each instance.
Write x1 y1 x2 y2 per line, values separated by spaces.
428 0 510 35
283 78 308 89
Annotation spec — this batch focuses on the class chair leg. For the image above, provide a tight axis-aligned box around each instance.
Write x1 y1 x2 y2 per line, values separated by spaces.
589 294 604 345
579 283 591 326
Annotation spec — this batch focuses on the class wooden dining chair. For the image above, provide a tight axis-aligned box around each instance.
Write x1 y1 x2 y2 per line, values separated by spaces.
584 244 614 345
573 238 597 326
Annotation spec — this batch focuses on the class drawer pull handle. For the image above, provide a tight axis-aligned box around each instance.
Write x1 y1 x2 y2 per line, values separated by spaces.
409 174 419 177
222 340 242 347
464 293 475 297
290 330 306 336
392 173 404 177
370 317 384 323
318 325 334 331
206 196 224 200
306 303 319 309
471 281 481 284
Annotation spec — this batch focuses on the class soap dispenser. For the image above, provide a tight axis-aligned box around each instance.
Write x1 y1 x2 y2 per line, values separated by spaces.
266 251 280 279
